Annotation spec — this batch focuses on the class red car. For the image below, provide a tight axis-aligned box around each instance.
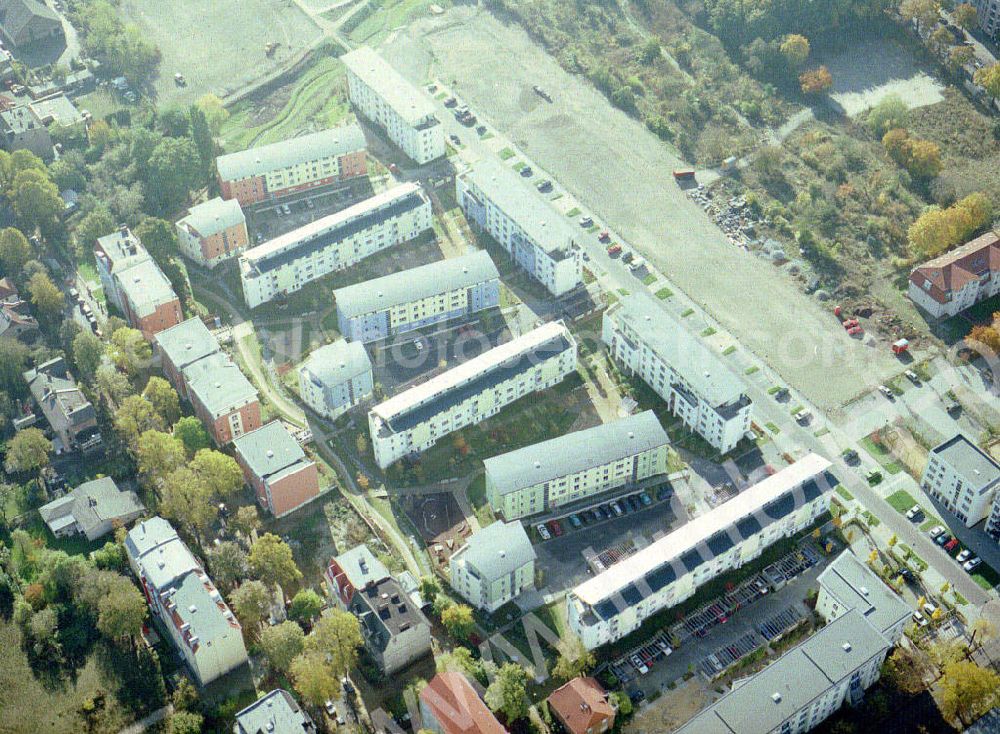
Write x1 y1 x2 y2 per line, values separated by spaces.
607 243 622 256
944 538 959 552
598 230 610 242
548 519 563 537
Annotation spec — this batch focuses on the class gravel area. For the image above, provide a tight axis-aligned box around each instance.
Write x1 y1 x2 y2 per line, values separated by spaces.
382 7 900 409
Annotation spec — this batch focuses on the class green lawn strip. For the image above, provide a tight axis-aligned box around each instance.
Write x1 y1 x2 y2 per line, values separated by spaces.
767 385 782 395
566 207 581 218
835 485 854 501
617 288 629 297
859 435 902 475
744 365 759 375
813 427 830 438
765 422 780 435
919 517 941 532
499 147 515 160
885 489 918 513
701 327 716 337
655 287 673 299
722 345 736 356
643 273 657 286
512 160 526 171
680 308 694 317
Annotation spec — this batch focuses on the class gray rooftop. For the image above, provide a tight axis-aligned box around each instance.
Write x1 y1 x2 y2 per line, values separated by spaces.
483 410 669 496
182 352 257 416
931 434 1000 489
461 158 578 256
453 520 535 583
125 517 201 592
299 339 372 388
676 610 890 734
38 477 143 538
154 318 220 372
610 292 748 407
115 258 178 317
167 568 240 649
235 689 314 734
354 574 428 650
177 197 245 238
232 421 310 483
817 550 912 637
0 104 43 134
334 544 389 591
95 227 148 271
24 357 93 424
341 47 436 125
216 124 366 182
333 250 499 319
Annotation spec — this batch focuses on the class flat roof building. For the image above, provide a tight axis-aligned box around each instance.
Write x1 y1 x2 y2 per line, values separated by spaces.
368 321 577 469
921 433 1000 528
233 689 315 734
603 292 752 454
484 410 670 520
568 454 835 649
233 421 320 518
341 47 443 165
176 197 249 269
183 351 262 445
333 251 500 343
154 317 222 401
239 183 432 308
457 159 582 297
450 520 536 613
217 124 368 207
817 550 911 644
297 339 373 421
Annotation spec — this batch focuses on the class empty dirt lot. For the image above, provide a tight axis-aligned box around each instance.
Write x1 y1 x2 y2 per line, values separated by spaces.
382 8 900 410
120 0 322 105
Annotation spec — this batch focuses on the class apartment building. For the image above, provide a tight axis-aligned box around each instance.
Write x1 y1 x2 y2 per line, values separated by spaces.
233 690 315 734
483 410 670 521
239 183 432 308
419 672 507 734
297 339 373 420
333 250 500 343
816 550 911 644
341 47 443 165
325 545 432 674
908 230 1000 319
457 159 582 297
94 226 181 339
176 197 249 268
216 124 367 206
232 421 320 518
125 518 247 686
184 352 261 445
920 434 1000 527
972 0 999 38
23 357 101 452
368 321 577 469
567 454 835 649
986 490 1000 541
603 293 752 455
449 520 536 613
154 317 221 402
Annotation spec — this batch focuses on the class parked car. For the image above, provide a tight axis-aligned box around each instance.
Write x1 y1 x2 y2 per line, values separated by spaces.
639 491 652 506
627 495 640 512
548 519 563 537
922 602 938 617
878 385 894 399
944 538 959 552
928 525 946 539
520 166 533 177
598 230 610 242
536 179 553 192
905 505 922 521
610 501 623 517
593 507 606 521
449 133 461 145
656 639 672 655
964 558 982 573
956 549 972 563
905 370 920 384
579 215 593 227
630 655 648 674
935 533 951 547
629 689 645 704
536 523 551 541
568 514 583 529
912 610 928 627
607 243 622 256
325 701 337 716
444 96 458 107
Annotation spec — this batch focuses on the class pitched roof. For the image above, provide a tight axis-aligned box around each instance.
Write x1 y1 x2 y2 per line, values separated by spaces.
333 251 499 319
23 357 93 426
182 351 257 416
234 689 315 734
299 339 372 388
216 124 366 182
125 517 201 592
419 672 507 734
341 47 436 125
0 0 61 47
332 544 389 592
483 411 669 496
154 317 220 372
38 476 144 538
232 421 310 483
909 230 1000 305
177 197 246 238
452 521 535 583
164 566 242 653
546 678 615 734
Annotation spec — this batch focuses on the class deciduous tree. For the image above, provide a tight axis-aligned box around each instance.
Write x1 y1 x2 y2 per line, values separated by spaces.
260 620 305 673
136 430 186 485
159 466 216 539
27 271 64 326
290 650 338 706
306 609 362 679
799 66 832 95
172 415 211 457
939 660 1000 727
232 505 261 538
288 588 324 625
441 603 475 641
485 663 529 723
230 579 272 633
551 635 596 681
780 34 810 68
72 330 104 382
96 363 132 404
191 449 244 497
207 541 248 592
249 533 302 592
4 428 52 475
109 327 151 376
0 227 31 276
142 376 180 426
954 2 978 28
114 395 164 445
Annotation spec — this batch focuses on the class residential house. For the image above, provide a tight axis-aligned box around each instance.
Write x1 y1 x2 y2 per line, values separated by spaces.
0 0 63 48
908 231 1000 319
153 317 221 402
546 677 616 734
419 672 507 734
38 477 144 541
0 103 51 159
232 421 320 518
23 356 101 452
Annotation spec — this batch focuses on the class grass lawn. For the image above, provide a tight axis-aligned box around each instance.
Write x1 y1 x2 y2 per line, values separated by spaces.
886 489 918 513
680 308 694 317
512 160 526 171
642 273 657 286
655 287 673 299
765 422 780 434
701 327 716 337
348 0 453 44
859 435 902 475
744 365 759 375
722 345 736 356
836 486 854 501
565 207 581 218
919 517 941 532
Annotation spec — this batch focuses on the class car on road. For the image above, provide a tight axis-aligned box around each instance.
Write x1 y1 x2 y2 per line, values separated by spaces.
945 397 961 414
897 568 915 583
795 410 812 425
536 179 553 192
630 655 648 674
598 230 610 242
956 549 972 563
928 525 946 539
536 523 550 541
905 505 922 521
878 385 895 400
579 215 593 227
520 166 533 177
905 370 920 384
964 558 982 573
444 96 458 107
912 610 928 627
935 533 952 547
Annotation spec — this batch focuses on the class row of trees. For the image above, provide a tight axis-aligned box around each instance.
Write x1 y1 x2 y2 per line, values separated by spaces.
907 191 993 257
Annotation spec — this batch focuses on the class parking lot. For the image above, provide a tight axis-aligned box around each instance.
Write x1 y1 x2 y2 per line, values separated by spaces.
533 482 683 595
246 177 376 244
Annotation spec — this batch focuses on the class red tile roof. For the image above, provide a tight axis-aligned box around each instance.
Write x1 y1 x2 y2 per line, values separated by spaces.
909 231 1000 305
419 672 507 734
546 677 615 734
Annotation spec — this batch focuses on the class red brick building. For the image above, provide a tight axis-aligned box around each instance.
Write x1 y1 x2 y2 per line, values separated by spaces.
216 124 368 207
232 421 320 518
182 352 261 445
176 197 249 268
153 318 221 402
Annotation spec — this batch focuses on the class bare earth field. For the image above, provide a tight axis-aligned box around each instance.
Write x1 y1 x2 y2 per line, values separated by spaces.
119 0 322 105
382 8 901 409
825 39 945 117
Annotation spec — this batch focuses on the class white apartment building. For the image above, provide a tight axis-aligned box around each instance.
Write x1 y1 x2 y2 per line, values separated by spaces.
567 454 835 649
368 321 577 469
603 293 752 455
908 231 1000 320
920 433 1000 527
457 159 583 297
484 410 670 521
297 339 373 420
239 183 432 308
449 520 536 613
124 518 247 686
816 550 911 645
333 250 501 343
341 46 444 165
972 0 999 38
